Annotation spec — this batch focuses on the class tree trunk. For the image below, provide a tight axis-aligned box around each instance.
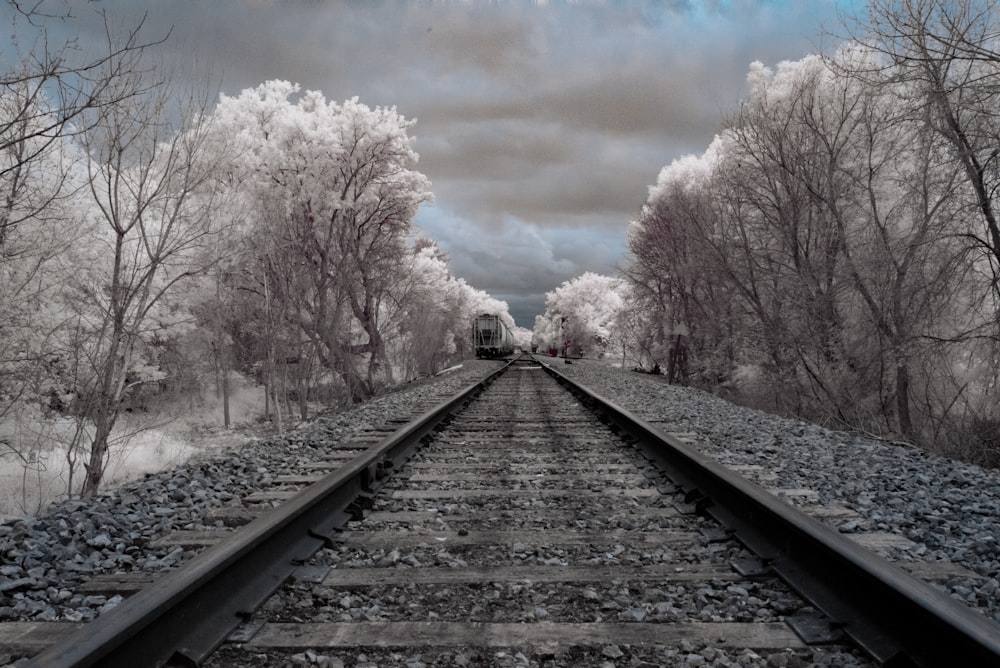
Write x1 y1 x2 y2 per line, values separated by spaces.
895 357 914 441
272 380 283 433
222 367 231 428
82 418 114 497
82 347 129 497
298 362 308 421
264 379 270 420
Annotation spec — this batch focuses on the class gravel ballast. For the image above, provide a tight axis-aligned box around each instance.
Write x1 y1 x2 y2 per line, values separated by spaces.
0 361 502 632
207 362 872 668
2 355 998 666
551 358 1000 623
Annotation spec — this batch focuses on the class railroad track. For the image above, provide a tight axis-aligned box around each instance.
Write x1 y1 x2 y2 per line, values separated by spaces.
14 357 1000 666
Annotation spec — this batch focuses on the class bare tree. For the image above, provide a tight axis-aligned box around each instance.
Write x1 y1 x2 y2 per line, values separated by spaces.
852 0 1000 338
2 6 164 182
69 61 221 496
1 4 164 483
833 0 1000 456
619 2 1000 461
626 186 730 383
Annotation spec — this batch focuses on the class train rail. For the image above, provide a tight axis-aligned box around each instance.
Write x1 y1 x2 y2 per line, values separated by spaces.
15 356 1000 666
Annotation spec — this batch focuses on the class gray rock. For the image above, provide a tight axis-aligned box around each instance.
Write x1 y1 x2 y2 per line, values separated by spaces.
602 645 624 659
0 578 34 593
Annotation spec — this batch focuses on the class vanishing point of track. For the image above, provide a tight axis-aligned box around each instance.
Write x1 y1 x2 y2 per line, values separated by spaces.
21 357 1000 667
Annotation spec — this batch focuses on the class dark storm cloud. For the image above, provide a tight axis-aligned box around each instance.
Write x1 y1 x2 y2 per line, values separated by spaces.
34 0 855 327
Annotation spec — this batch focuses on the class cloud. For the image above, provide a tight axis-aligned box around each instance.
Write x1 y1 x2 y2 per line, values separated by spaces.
416 204 627 327
43 0 850 325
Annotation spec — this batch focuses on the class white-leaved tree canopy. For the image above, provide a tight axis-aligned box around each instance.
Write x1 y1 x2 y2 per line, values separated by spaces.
396 241 521 375
211 81 433 403
625 10 1000 464
534 273 631 360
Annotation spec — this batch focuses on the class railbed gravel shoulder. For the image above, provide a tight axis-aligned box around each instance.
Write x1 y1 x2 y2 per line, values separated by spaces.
552 358 1000 623
0 361 502 631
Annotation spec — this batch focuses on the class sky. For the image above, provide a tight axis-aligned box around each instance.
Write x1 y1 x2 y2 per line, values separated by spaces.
8 0 860 328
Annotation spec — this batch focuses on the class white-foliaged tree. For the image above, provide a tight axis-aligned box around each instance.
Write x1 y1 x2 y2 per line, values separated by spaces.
624 15 1000 463
535 273 631 360
211 81 435 401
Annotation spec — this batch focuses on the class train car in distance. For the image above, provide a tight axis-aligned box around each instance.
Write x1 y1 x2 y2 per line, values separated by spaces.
473 313 515 359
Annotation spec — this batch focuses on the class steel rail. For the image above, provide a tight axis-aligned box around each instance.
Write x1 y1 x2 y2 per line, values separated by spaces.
539 359 1000 667
25 362 513 668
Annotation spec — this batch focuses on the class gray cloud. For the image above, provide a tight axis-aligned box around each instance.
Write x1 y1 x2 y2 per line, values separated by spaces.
43 0 852 327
